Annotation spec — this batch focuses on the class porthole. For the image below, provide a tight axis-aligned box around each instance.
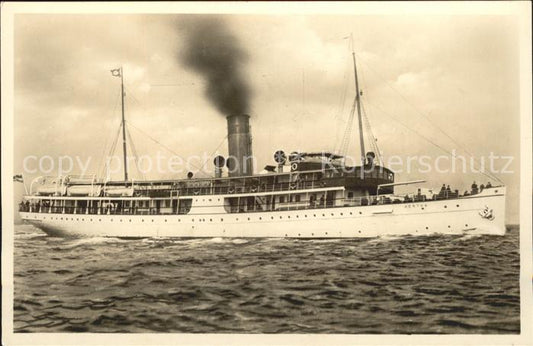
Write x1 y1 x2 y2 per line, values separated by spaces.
448 225 451 228
120 219 122 222
152 219 154 222
465 224 468 227
60 217 63 220
280 216 283 219
259 217 262 220
340 213 343 216
142 219 145 222
247 217 250 221
288 216 290 219
165 219 168 222
304 215 307 217
82 219 84 221
359 211 362 215
425 226 429 229
296 215 299 218
271 216 274 220
456 204 460 207
210 219 212 222
111 219 113 222
99 219 101 222
312 233 314 236
76 218 79 221
358 230 361 233
298 233 301 236
444 205 447 208
331 213 334 216
313 214 316 217
349 212 352 215
325 232 328 235
322 214 325 217
129 219 132 222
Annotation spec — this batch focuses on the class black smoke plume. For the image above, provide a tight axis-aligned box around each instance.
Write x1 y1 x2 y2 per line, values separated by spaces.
179 17 251 116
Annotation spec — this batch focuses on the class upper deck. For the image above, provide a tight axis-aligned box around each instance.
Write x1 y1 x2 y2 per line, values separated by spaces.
28 165 396 199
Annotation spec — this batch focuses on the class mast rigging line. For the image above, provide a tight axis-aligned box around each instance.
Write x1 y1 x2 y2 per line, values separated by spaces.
126 125 146 181
126 121 208 176
353 52 502 184
364 99 500 184
96 89 122 179
198 134 229 174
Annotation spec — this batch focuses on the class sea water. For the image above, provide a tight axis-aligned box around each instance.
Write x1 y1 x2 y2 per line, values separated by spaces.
13 224 520 333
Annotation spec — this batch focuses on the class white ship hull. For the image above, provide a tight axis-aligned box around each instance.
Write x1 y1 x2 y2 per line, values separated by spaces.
20 188 506 238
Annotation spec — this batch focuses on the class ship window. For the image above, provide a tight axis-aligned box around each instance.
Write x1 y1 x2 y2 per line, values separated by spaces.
348 192 354 198
280 196 285 203
295 195 301 202
221 218 224 222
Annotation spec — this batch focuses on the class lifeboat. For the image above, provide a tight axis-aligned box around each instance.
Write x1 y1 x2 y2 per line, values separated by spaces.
67 185 102 197
36 184 66 196
104 186 134 197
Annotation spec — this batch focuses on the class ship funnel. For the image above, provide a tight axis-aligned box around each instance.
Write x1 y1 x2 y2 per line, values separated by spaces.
226 114 253 177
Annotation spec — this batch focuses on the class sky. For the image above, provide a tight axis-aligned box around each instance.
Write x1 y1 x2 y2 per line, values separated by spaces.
11 9 523 223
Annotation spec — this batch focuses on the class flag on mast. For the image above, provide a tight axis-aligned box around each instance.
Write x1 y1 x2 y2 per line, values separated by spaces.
13 174 23 183
110 68 121 77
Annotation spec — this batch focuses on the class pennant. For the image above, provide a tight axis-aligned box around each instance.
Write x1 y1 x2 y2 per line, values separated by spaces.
110 68 121 77
13 174 23 183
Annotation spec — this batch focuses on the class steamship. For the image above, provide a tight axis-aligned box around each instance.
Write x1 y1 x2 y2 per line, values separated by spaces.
18 52 506 238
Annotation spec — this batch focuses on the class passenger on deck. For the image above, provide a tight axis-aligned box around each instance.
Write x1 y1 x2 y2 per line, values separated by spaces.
319 195 325 207
480 184 485 192
471 181 478 195
486 181 492 188
440 184 446 193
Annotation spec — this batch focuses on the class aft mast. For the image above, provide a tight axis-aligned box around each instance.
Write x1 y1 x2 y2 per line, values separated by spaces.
350 34 366 164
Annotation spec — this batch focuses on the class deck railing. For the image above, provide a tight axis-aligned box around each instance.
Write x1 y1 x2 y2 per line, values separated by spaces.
18 189 467 216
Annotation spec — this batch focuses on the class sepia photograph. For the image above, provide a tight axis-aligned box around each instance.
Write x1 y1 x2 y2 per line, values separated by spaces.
2 2 532 345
